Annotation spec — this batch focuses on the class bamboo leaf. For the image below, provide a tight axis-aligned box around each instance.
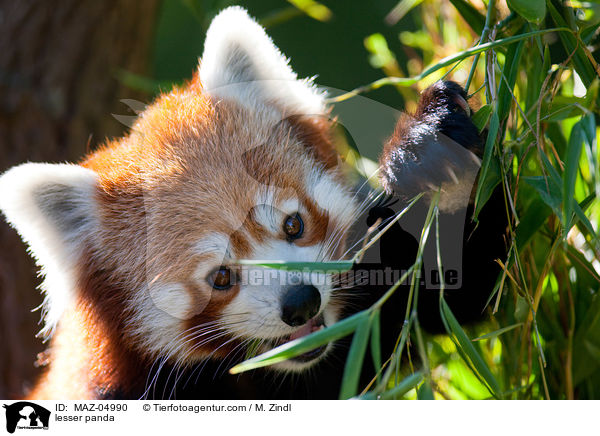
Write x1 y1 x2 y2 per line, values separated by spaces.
563 121 585 229
573 293 600 384
524 176 562 219
473 323 523 341
542 102 587 122
359 372 424 400
474 109 500 218
417 382 435 400
235 260 353 273
229 311 367 374
539 144 563 182
472 104 493 132
440 299 502 397
497 39 525 121
525 45 547 111
547 2 597 87
370 310 382 381
582 21 600 44
574 197 598 239
507 0 546 23
339 314 372 399
516 197 552 250
329 28 570 103
286 0 332 22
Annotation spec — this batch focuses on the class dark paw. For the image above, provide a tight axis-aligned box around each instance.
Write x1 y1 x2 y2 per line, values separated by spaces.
379 81 483 212
415 81 482 153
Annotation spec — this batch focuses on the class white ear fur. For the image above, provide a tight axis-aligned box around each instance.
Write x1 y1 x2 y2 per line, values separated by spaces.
0 163 98 337
199 6 325 116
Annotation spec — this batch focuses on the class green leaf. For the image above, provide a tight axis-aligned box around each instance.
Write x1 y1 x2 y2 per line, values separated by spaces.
579 193 596 214
370 310 382 381
565 244 600 287
497 38 525 121
546 122 568 156
365 33 397 69
563 121 585 229
542 43 551 76
331 28 571 103
573 293 600 384
548 2 597 87
339 314 372 399
582 21 600 44
516 197 552 250
583 340 600 361
235 260 353 273
449 0 485 34
507 0 546 23
472 104 493 132
440 299 502 397
446 359 490 399
286 0 332 22
525 45 547 112
542 101 587 122
474 109 500 219
523 176 562 219
539 145 563 182
474 157 502 222
473 323 523 341
359 372 424 400
574 201 597 240
417 382 435 400
584 79 600 111
229 310 367 374
419 29 565 83
523 150 564 221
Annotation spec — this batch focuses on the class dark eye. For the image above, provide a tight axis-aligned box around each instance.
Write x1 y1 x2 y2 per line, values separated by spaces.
283 213 304 240
208 267 234 290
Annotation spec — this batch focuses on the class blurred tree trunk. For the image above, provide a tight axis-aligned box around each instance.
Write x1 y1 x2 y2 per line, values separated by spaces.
0 0 159 398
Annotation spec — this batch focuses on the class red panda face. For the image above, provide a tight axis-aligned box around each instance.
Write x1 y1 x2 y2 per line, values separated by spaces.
0 7 358 373
115 97 358 371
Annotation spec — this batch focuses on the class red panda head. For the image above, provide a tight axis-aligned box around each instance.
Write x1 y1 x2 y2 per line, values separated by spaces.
0 7 358 373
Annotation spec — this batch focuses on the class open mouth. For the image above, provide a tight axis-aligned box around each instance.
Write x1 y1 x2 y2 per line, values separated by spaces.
269 314 327 362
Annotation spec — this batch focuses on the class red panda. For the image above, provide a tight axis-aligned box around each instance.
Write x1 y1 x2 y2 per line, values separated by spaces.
1 7 507 400
0 7 359 399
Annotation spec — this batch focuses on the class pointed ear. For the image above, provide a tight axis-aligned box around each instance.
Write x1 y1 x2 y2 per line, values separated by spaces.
0 163 98 336
199 6 325 116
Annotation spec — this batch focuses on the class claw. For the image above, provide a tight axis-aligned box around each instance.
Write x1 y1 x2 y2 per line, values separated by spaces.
446 167 459 185
454 94 471 116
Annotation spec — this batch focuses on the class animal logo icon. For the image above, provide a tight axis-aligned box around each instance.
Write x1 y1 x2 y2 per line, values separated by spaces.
2 402 50 433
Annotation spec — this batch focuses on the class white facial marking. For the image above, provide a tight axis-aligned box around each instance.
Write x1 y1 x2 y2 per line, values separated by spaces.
147 282 193 320
307 168 358 230
193 233 231 268
128 234 235 361
254 191 301 235
200 170 358 370
222 240 330 339
128 281 194 359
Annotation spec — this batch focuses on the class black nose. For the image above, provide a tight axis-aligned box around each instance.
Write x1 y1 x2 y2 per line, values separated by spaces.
281 285 321 327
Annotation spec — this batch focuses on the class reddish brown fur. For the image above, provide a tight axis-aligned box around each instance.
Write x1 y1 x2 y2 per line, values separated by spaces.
29 248 143 398
26 72 344 398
